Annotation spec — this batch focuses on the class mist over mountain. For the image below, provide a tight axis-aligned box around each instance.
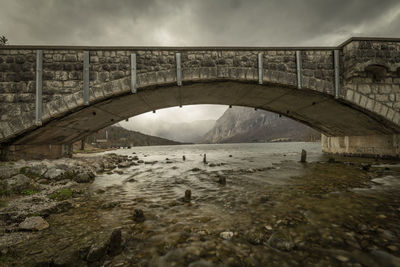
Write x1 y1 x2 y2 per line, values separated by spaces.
122 119 216 143
202 107 320 143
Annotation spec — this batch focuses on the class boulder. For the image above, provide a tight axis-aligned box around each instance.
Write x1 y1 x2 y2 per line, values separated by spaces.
0 166 19 179
29 164 48 176
4 174 31 193
44 168 66 180
19 216 49 231
73 171 95 183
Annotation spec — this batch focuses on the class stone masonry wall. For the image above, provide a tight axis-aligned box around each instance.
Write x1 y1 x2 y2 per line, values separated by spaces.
342 40 400 126
1 40 400 144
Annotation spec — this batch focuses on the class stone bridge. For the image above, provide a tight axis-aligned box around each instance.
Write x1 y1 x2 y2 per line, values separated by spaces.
1 37 400 160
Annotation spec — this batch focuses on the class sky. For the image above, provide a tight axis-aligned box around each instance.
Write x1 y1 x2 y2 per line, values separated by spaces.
1 0 400 125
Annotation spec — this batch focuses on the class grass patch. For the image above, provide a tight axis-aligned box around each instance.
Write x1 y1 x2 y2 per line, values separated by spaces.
21 189 39 196
0 199 6 208
0 189 10 197
0 254 11 265
49 188 73 201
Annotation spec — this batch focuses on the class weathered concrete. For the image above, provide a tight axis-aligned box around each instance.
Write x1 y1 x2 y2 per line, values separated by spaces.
1 37 400 159
321 134 400 158
1 144 72 161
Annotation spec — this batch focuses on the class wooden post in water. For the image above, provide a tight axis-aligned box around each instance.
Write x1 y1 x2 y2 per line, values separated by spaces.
80 138 85 151
203 154 207 164
300 149 307 163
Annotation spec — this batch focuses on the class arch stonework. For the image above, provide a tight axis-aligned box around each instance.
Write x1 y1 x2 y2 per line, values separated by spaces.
1 38 400 159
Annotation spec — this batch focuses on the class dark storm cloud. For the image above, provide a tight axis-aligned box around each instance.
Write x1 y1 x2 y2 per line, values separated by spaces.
1 0 399 46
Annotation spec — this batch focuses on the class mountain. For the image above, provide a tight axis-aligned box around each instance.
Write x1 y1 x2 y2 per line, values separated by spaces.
202 107 320 143
84 125 182 148
122 119 216 143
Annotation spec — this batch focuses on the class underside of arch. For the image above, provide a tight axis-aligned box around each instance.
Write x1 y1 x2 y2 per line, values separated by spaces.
2 81 400 159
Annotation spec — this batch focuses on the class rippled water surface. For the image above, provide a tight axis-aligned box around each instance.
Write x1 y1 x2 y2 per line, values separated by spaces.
7 142 400 266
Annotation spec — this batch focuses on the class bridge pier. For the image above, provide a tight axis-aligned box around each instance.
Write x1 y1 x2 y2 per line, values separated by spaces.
0 144 73 161
321 134 400 158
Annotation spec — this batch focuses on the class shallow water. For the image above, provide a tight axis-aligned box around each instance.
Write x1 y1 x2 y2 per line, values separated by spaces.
6 142 400 266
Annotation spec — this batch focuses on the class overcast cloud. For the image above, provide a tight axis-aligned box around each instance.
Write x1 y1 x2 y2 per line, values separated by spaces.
1 0 399 125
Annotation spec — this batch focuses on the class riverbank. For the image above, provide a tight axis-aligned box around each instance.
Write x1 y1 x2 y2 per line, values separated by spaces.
0 143 400 266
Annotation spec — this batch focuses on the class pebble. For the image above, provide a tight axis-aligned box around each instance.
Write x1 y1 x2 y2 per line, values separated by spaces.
336 255 349 262
264 225 273 230
220 231 234 240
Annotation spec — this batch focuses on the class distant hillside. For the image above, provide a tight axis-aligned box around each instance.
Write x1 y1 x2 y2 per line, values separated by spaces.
122 119 216 143
85 125 182 148
203 107 320 143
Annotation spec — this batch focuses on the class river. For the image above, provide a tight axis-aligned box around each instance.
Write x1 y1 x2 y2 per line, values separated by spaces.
3 142 400 266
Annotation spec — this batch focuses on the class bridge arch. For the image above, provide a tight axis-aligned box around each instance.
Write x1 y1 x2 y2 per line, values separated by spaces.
1 37 400 159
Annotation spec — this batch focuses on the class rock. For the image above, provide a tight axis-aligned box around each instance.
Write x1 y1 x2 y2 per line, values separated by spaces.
0 166 19 179
44 168 65 180
37 179 49 184
267 232 295 251
137 160 144 163
264 225 273 230
53 249 81 266
125 177 136 183
183 155 186 161
166 161 173 164
132 156 139 160
133 209 145 223
73 171 95 183
96 188 106 194
19 216 49 231
217 176 226 185
101 201 120 209
361 163 371 171
335 255 349 262
300 149 307 163
86 241 108 262
220 231 234 240
4 174 31 193
229 155 232 157
371 250 400 267
208 163 216 167
191 168 201 172
328 158 336 163
108 228 122 256
118 161 132 168
246 230 265 245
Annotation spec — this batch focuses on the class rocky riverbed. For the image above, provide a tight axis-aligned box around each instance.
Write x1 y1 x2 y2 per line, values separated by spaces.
0 142 400 266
